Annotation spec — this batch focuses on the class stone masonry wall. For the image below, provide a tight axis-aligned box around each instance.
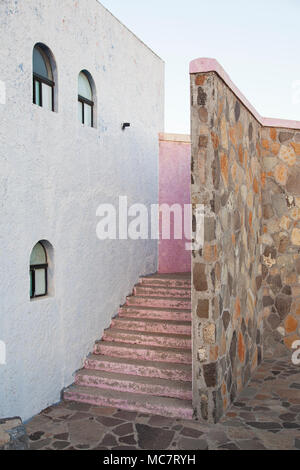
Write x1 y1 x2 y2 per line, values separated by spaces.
261 128 300 356
191 72 264 423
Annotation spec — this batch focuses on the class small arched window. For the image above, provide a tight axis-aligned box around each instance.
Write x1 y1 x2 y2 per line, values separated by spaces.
78 71 94 127
33 45 55 111
30 242 48 299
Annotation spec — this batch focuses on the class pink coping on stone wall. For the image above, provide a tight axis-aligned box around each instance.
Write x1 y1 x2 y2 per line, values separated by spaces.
159 133 191 274
190 58 300 130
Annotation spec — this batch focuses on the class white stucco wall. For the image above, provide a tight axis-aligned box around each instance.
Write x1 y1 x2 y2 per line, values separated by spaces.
0 0 164 421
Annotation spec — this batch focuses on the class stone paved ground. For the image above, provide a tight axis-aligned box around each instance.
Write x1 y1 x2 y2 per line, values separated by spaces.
25 355 300 450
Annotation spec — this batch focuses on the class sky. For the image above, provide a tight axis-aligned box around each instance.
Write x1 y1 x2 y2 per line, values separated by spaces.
100 0 300 134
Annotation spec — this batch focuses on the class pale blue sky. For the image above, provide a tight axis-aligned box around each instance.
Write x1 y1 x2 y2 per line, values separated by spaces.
101 0 300 134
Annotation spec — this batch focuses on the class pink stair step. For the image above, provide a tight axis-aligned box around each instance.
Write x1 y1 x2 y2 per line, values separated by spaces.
64 386 193 420
75 370 192 400
134 285 190 299
111 317 191 335
102 329 191 350
140 275 191 289
94 341 192 364
119 306 191 322
126 295 191 310
85 355 192 382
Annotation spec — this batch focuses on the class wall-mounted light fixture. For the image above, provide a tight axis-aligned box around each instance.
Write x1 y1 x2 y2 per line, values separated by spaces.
122 122 130 131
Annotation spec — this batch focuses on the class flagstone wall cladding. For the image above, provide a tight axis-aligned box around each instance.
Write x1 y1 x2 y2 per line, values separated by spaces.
191 72 264 423
261 128 300 356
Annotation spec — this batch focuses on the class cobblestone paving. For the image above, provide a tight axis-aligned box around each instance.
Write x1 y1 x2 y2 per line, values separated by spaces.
26 356 300 450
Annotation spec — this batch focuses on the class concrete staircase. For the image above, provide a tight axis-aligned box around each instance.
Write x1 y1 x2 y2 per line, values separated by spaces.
64 273 193 419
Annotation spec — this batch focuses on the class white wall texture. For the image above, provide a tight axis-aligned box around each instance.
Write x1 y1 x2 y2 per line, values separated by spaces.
0 0 164 421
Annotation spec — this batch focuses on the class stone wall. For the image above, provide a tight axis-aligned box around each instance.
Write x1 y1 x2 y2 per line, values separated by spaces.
191 71 264 423
261 128 300 356
190 58 300 422
0 418 28 450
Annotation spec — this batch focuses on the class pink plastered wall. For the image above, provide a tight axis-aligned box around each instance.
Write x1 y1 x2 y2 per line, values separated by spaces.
159 134 191 274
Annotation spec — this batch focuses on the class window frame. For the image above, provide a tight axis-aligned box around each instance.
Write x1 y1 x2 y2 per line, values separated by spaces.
78 94 94 127
33 72 55 111
30 243 48 299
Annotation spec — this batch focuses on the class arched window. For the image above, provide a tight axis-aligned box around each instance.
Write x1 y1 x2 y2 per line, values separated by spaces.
33 45 55 111
78 71 94 127
30 242 48 299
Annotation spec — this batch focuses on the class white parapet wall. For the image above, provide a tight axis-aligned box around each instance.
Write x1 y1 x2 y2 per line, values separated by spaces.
0 0 164 420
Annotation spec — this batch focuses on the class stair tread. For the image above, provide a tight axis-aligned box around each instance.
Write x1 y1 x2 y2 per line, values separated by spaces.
114 317 191 326
142 273 191 280
77 369 191 390
131 295 190 301
65 385 193 410
136 285 190 291
86 354 192 372
103 329 191 340
121 305 191 313
96 341 191 354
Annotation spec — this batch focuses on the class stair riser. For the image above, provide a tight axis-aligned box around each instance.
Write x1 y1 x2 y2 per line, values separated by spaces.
102 331 191 349
134 287 190 298
119 308 191 322
75 375 192 401
85 359 192 382
126 297 191 310
64 391 193 420
140 278 191 289
94 344 192 365
111 319 191 335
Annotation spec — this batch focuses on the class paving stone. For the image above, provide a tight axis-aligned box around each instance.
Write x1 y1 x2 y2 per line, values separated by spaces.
52 441 70 450
101 433 118 447
180 427 204 438
114 423 134 437
65 402 91 412
30 438 52 450
148 416 175 428
89 407 117 416
237 439 266 450
76 444 90 450
282 422 300 429
119 435 137 445
68 419 105 445
178 437 208 450
113 410 138 421
111 446 137 450
29 431 45 441
68 412 89 422
246 422 282 430
136 424 174 450
290 383 300 390
279 413 297 422
96 416 124 427
219 442 240 450
53 433 69 441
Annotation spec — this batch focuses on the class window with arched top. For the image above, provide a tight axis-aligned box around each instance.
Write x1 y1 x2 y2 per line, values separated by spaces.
78 71 94 127
33 44 55 111
30 242 48 299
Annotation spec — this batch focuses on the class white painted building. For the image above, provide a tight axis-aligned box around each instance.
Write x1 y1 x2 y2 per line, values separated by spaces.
0 0 164 421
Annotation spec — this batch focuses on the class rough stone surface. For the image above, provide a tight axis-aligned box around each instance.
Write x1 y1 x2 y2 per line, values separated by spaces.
191 72 263 422
262 128 300 356
0 418 28 450
191 69 300 423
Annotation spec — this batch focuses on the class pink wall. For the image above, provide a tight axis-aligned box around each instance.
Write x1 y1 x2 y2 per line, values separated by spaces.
159 134 191 274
